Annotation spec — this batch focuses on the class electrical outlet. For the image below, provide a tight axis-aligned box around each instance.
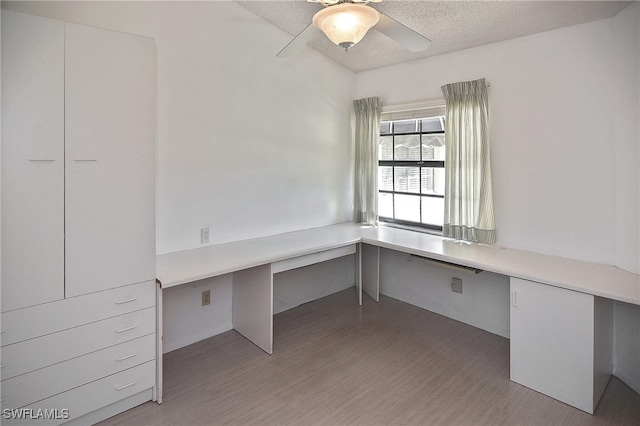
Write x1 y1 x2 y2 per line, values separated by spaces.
201 290 211 306
201 227 211 244
451 278 463 294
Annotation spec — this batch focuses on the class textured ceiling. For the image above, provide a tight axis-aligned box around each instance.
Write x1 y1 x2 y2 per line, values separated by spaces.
236 1 632 72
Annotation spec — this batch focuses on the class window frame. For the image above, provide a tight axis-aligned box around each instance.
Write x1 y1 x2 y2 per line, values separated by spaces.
378 115 445 232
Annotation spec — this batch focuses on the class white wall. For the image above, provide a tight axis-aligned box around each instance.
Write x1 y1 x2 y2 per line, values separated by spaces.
610 2 640 396
2 1 357 352
612 2 640 275
273 255 356 315
356 4 640 393
380 249 510 338
162 274 233 353
355 9 638 271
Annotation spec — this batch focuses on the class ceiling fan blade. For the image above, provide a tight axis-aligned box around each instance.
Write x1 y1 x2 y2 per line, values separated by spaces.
276 24 322 58
375 13 431 53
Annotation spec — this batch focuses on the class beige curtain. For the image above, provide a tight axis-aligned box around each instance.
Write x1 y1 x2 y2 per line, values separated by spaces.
441 79 496 244
353 97 381 225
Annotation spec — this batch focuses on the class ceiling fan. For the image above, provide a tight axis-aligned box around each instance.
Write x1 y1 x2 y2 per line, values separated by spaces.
277 0 431 57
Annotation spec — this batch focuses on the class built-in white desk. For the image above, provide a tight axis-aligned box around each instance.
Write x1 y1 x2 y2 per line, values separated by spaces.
360 225 638 414
360 226 639 305
156 222 639 414
156 223 363 354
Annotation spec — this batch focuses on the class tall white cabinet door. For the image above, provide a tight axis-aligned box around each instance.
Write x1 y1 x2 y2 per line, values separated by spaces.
510 277 603 414
1 11 65 312
65 23 155 297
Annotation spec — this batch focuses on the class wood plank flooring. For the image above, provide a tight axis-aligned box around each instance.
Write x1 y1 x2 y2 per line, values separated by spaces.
99 289 640 425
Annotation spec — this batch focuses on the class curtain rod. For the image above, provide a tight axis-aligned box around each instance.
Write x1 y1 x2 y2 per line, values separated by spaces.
381 81 491 114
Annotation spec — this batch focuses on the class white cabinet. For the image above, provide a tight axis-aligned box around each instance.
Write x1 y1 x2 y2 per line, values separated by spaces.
510 277 612 414
64 23 155 297
1 11 65 312
1 13 155 309
1 10 156 424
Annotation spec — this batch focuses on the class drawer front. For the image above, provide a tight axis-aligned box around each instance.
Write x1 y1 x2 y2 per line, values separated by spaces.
1 361 155 425
1 307 155 380
2 334 155 410
272 244 357 274
272 252 318 274
318 244 356 262
2 280 155 346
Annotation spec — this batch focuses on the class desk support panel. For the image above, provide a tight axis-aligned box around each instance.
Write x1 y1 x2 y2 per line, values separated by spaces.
356 243 362 306
233 265 273 354
362 244 380 302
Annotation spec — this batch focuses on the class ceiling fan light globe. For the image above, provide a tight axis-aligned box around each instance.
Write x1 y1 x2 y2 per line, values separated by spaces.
312 3 379 50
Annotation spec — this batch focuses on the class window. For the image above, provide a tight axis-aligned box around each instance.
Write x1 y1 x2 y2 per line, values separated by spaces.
378 114 445 231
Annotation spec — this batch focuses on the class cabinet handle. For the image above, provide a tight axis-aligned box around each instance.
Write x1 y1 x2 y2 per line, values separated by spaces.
512 290 517 307
116 296 138 305
115 381 137 391
73 159 97 162
0 396 4 402
0 363 5 368
115 325 137 333
116 353 137 362
29 159 56 162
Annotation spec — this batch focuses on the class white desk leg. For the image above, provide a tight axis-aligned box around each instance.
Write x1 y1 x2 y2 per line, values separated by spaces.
362 244 380 302
233 264 273 354
357 243 363 306
155 281 163 404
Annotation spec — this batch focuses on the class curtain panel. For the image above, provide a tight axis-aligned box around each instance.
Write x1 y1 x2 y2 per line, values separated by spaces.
353 97 381 225
441 79 496 244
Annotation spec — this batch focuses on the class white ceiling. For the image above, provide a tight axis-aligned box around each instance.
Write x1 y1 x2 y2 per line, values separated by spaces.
236 0 632 72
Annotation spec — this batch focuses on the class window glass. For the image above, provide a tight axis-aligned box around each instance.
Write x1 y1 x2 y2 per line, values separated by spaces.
422 135 445 160
394 135 420 161
377 112 446 231
421 167 445 196
393 120 418 134
421 197 444 226
421 117 444 132
394 194 421 222
394 167 420 194
379 136 393 161
379 193 394 218
378 166 393 191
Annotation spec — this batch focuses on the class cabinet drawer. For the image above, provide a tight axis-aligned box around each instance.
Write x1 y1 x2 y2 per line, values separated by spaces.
1 307 155 380
1 280 155 346
2 334 155 410
2 361 155 425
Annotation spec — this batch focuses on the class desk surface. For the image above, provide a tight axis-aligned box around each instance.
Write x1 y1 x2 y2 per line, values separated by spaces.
156 222 639 305
156 223 363 288
361 226 639 305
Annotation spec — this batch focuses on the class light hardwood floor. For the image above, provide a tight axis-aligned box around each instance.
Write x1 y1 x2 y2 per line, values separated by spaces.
100 288 640 425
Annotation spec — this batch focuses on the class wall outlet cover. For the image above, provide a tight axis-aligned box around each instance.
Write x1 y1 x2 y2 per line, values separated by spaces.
202 290 211 306
451 278 463 294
